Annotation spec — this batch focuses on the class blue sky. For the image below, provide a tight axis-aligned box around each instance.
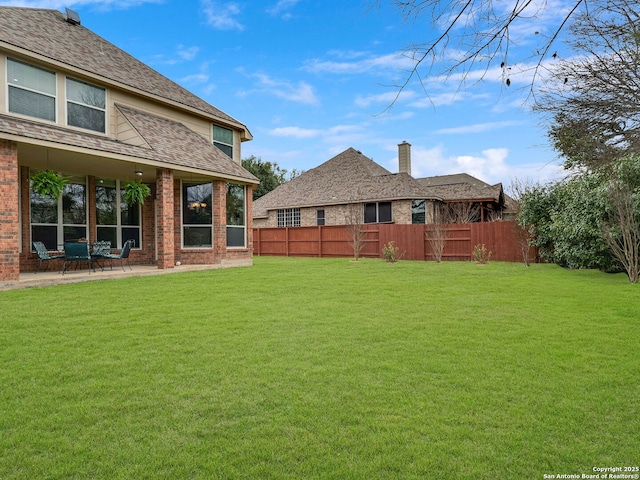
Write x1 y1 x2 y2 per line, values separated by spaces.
6 0 570 186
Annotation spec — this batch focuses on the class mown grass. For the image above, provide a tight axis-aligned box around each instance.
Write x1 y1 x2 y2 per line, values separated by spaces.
1 257 638 479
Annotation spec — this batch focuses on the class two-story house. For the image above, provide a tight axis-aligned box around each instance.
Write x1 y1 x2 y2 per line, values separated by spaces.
0 7 259 282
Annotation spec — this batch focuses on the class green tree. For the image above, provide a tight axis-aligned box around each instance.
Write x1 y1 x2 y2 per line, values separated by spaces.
518 155 640 281
242 156 301 201
535 2 640 170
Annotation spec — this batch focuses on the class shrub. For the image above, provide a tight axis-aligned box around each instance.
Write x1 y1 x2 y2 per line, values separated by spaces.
382 241 404 263
473 244 492 264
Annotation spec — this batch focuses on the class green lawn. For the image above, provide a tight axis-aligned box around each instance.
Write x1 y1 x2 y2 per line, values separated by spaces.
1 257 638 479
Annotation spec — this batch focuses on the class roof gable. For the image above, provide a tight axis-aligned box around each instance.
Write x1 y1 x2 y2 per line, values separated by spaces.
253 148 434 216
0 7 249 136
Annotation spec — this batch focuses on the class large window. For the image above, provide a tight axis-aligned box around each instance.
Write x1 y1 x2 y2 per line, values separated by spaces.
31 173 87 250
7 58 56 122
364 202 392 224
412 200 426 224
277 208 300 227
67 77 106 133
226 183 246 247
213 125 233 158
96 179 141 248
182 182 213 248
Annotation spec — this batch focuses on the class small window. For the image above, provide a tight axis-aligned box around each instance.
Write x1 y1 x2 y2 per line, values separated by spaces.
316 209 325 226
67 78 106 132
364 202 392 224
7 58 56 122
277 208 300 227
213 125 233 158
412 200 426 224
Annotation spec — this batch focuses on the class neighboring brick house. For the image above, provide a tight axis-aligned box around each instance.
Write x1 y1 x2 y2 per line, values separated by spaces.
253 142 510 228
0 7 259 281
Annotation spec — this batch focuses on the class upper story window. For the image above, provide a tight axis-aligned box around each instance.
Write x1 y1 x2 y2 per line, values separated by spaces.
213 125 233 158
66 77 106 133
7 58 56 122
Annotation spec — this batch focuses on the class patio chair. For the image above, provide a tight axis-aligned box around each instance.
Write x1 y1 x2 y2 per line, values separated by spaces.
32 241 64 273
102 239 134 271
62 242 93 275
91 240 111 271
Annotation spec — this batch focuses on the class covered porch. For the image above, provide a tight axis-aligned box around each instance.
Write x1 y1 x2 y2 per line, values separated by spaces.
0 108 258 283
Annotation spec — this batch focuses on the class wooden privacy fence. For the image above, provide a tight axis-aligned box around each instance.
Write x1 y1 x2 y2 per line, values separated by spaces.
253 221 535 262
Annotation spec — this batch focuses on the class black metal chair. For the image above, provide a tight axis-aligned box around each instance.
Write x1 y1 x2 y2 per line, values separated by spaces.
62 242 93 274
102 239 134 271
32 241 64 273
90 240 111 271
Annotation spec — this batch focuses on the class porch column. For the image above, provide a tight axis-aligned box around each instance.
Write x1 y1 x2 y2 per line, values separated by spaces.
0 140 20 281
212 180 226 263
156 168 174 269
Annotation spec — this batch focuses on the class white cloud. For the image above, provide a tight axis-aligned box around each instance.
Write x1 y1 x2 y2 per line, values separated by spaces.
201 1 244 31
396 144 561 185
176 45 199 61
434 120 526 135
266 0 300 18
269 127 323 138
303 52 414 75
354 90 417 108
180 73 209 84
243 73 319 105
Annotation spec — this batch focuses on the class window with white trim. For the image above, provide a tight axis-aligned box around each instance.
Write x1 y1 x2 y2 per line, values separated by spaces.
96 179 141 248
30 173 87 250
226 183 246 247
66 77 106 133
364 202 392 224
213 125 233 158
7 58 56 122
182 181 213 248
277 208 300 227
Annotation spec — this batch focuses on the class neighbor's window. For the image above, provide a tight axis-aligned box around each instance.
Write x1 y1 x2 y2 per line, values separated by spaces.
364 202 392 224
66 77 106 133
317 209 325 226
277 208 300 227
96 179 141 248
7 58 56 122
226 183 246 248
213 125 233 158
31 173 87 250
182 181 213 248
412 200 426 224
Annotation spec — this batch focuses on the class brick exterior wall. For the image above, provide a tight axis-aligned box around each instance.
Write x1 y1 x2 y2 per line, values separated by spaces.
0 140 19 281
156 168 175 269
10 166 253 275
254 199 417 228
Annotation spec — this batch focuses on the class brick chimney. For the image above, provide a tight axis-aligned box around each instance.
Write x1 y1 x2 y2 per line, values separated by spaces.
398 141 411 176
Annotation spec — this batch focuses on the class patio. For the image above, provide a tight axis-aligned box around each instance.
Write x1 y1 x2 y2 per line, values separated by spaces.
0 260 252 291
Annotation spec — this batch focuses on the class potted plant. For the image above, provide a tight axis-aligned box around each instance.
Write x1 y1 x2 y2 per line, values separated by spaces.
123 179 151 206
31 170 68 199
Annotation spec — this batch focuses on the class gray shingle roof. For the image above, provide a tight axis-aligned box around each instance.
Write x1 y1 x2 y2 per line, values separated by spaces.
253 147 440 217
0 107 258 183
253 148 510 218
0 7 249 136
